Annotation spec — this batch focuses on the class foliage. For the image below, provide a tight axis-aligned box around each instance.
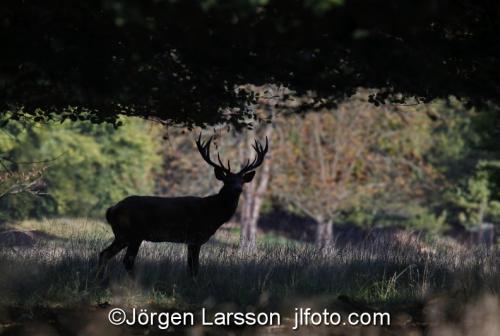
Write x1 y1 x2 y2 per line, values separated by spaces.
157 130 222 197
0 94 497 237
422 100 500 229
344 205 448 234
404 208 448 234
272 94 439 229
1 1 499 127
471 106 500 203
153 94 497 238
451 163 500 229
0 164 44 200
0 116 161 220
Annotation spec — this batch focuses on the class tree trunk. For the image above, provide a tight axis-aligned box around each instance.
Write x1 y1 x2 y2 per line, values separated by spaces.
315 218 334 249
240 163 256 251
239 125 273 252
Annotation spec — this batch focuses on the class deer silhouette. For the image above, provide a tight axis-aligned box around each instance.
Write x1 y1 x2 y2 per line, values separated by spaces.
97 134 268 279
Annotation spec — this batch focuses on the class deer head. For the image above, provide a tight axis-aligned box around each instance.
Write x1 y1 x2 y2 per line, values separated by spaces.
196 134 269 195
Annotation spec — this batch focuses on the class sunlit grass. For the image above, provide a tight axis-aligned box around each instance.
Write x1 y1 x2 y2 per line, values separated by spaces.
4 217 113 240
1 219 499 335
0 218 498 313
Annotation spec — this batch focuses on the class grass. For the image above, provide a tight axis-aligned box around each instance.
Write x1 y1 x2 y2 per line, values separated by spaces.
0 218 499 335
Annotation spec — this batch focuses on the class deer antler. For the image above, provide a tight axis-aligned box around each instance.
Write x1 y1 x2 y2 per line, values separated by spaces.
238 136 269 175
196 134 231 174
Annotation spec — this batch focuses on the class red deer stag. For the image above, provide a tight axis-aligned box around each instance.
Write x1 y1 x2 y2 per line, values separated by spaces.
97 135 268 278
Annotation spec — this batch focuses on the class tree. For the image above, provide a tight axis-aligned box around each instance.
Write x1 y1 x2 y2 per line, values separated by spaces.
0 118 46 202
0 163 45 202
272 94 438 246
452 162 500 229
157 131 220 198
273 105 376 247
0 116 162 220
1 0 499 127
239 123 273 252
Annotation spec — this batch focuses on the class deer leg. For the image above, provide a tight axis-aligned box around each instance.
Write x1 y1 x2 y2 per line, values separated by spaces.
123 240 142 277
187 244 201 277
97 239 126 279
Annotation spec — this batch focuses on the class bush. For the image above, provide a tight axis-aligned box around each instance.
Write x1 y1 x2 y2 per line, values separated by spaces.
0 116 162 221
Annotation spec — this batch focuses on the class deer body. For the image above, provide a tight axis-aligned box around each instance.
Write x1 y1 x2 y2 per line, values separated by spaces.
106 189 240 245
97 135 268 279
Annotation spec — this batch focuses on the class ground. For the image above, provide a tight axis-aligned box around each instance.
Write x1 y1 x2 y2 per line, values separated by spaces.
0 219 499 335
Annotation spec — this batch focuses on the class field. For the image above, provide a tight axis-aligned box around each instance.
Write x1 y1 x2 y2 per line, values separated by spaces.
0 219 499 335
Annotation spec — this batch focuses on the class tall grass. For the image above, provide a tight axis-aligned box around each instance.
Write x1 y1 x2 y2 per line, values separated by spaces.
0 219 498 335
0 219 498 309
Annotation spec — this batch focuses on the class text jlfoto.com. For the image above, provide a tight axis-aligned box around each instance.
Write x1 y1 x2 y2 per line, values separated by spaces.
108 307 391 330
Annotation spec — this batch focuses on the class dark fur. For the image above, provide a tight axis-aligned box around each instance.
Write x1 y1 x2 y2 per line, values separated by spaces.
97 136 266 279
97 170 254 278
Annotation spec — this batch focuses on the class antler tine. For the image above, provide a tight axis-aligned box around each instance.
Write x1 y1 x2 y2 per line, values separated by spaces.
255 137 268 157
238 136 269 175
217 153 231 173
195 133 203 150
263 136 269 152
196 136 212 159
252 136 268 154
196 134 231 173
240 158 250 170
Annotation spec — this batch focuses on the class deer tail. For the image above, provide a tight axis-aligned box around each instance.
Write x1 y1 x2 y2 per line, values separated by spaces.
105 206 116 225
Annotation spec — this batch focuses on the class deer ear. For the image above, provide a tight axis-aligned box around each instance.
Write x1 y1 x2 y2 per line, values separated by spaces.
242 171 255 183
214 167 226 181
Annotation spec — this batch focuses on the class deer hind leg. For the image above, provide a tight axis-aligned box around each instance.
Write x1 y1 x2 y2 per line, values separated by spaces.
97 239 126 279
187 244 201 277
123 240 142 278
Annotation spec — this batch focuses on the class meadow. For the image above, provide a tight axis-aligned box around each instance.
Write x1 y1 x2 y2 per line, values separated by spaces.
0 219 499 335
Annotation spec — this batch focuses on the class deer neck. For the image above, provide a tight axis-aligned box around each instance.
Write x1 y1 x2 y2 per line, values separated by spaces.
214 186 241 222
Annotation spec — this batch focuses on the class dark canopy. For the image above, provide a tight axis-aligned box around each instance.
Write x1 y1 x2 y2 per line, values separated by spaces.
1 0 499 127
